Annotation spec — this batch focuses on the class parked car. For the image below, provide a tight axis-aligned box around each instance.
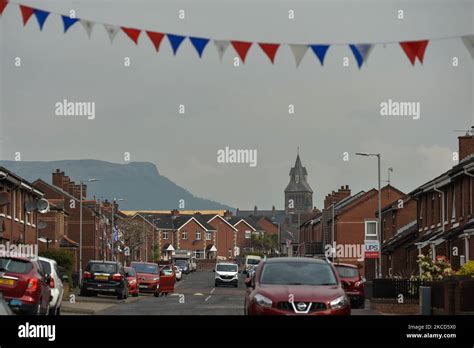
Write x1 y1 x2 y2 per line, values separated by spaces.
244 257 351 315
174 259 191 275
159 265 176 296
124 267 139 297
189 257 197 272
0 256 51 315
172 265 182 281
38 256 64 315
333 263 365 309
80 260 128 300
131 262 160 297
242 255 261 274
214 262 239 287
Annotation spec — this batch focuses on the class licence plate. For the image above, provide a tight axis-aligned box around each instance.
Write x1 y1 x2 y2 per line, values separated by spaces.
95 275 108 281
0 278 14 286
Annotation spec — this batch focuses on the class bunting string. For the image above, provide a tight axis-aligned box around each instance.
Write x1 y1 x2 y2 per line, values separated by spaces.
1 0 473 68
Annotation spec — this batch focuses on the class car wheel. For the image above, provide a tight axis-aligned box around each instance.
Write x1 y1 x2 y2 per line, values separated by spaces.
44 303 50 316
154 292 160 297
133 293 139 297
35 302 41 316
80 287 88 297
117 289 124 300
48 306 56 316
56 306 61 315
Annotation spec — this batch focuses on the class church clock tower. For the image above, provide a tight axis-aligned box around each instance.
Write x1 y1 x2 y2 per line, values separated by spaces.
284 150 313 213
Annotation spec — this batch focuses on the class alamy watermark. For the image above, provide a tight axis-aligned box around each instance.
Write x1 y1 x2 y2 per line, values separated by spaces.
380 99 420 120
325 242 364 261
0 242 38 261
217 147 257 167
55 99 95 120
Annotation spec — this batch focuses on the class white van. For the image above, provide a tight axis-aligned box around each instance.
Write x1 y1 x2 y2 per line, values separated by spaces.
242 255 262 274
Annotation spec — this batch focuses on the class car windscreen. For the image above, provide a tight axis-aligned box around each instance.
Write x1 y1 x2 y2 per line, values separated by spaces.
216 264 238 272
131 263 159 274
260 262 337 286
88 263 117 274
124 267 136 276
39 260 52 275
247 258 260 265
335 266 359 278
0 258 33 274
175 260 187 266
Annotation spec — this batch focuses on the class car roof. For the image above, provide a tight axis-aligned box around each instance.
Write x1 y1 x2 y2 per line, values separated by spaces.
130 261 157 265
216 262 238 266
333 262 358 268
263 257 329 264
88 260 119 264
38 256 56 264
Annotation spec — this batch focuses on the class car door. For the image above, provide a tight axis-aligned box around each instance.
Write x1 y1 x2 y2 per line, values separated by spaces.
35 261 51 312
53 262 64 305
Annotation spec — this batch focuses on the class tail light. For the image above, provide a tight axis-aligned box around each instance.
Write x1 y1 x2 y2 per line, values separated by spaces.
83 271 92 279
111 273 123 281
25 277 38 293
49 277 55 289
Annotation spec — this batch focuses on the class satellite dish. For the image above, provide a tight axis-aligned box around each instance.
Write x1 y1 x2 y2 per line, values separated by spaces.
37 221 47 230
37 199 50 214
38 237 48 243
0 192 10 206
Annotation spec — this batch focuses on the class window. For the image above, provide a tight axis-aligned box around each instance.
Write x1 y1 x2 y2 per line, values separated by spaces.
195 231 201 240
365 221 377 240
162 231 168 240
181 231 188 240
205 232 212 241
245 230 251 239
194 250 205 259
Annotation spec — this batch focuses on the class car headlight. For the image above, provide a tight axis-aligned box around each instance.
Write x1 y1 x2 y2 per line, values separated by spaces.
330 295 349 310
153 277 160 281
129 280 136 284
254 294 273 308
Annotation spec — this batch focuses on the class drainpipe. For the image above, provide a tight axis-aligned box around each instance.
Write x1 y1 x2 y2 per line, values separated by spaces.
433 184 446 261
415 242 423 276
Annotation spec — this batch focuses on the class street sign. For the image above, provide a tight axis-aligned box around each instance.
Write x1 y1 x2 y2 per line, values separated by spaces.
364 240 380 259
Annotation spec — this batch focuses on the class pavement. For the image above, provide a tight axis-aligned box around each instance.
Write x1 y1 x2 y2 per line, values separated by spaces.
63 270 379 315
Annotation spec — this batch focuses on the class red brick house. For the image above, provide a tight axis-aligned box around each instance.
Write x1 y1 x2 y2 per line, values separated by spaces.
300 184 405 279
0 166 44 246
206 214 238 259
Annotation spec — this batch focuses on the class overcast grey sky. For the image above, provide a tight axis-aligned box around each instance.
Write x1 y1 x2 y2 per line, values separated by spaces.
1 0 473 209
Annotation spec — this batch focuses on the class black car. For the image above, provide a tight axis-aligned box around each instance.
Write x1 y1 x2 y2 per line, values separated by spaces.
174 259 190 275
80 261 128 300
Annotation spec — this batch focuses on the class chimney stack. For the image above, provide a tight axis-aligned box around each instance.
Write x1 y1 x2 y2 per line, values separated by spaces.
458 129 474 162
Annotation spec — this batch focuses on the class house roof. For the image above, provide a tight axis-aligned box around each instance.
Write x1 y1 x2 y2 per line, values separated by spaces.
228 217 257 231
142 213 215 231
0 166 44 197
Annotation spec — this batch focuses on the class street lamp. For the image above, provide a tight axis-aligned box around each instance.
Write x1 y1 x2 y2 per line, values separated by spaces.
111 198 125 262
79 178 100 285
356 152 382 278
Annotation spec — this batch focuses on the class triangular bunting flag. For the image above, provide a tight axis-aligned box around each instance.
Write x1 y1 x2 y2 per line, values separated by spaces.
189 37 210 58
0 1 8 17
62 16 79 33
399 40 429 65
310 44 330 65
289 44 308 67
258 43 280 64
33 9 49 31
461 35 474 59
80 19 94 38
349 44 373 68
231 41 252 63
104 24 119 43
167 34 186 55
214 40 230 62
146 31 165 52
121 27 141 45
19 5 34 26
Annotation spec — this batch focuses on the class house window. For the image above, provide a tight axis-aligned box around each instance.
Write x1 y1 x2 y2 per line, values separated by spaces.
181 231 188 240
194 250 205 259
245 230 251 239
195 231 201 240
205 232 212 241
364 221 377 241
162 231 168 240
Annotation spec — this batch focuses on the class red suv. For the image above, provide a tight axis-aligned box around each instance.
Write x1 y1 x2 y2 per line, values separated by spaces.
0 257 51 315
244 257 350 315
131 262 160 297
333 263 365 308
124 267 139 297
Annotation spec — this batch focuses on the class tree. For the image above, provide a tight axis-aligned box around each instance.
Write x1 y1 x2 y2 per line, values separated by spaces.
117 217 146 260
248 233 278 255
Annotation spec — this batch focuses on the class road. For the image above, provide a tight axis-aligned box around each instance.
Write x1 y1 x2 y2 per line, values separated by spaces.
96 270 377 315
98 269 245 315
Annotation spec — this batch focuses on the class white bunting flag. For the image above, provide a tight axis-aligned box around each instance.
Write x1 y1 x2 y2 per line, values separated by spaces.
214 40 230 62
104 24 120 44
81 19 94 39
289 44 309 67
462 35 474 59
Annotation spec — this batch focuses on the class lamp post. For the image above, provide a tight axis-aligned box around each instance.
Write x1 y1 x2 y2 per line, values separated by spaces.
79 178 99 286
356 152 382 278
111 198 124 262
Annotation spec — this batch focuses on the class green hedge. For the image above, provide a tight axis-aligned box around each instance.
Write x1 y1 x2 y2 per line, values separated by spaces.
39 249 74 280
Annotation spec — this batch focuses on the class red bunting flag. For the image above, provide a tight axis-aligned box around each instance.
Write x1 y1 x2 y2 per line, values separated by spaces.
0 0 8 16
399 40 429 65
146 31 165 52
121 27 141 45
231 41 252 63
19 5 34 26
259 43 280 64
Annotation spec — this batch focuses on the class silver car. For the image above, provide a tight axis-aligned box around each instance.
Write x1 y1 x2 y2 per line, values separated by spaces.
38 257 64 315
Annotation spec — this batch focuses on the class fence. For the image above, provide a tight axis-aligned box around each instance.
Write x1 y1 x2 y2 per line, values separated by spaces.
372 278 424 300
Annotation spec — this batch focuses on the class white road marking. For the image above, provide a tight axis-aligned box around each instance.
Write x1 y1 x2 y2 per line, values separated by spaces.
210 288 215 294
194 293 204 296
205 295 211 302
